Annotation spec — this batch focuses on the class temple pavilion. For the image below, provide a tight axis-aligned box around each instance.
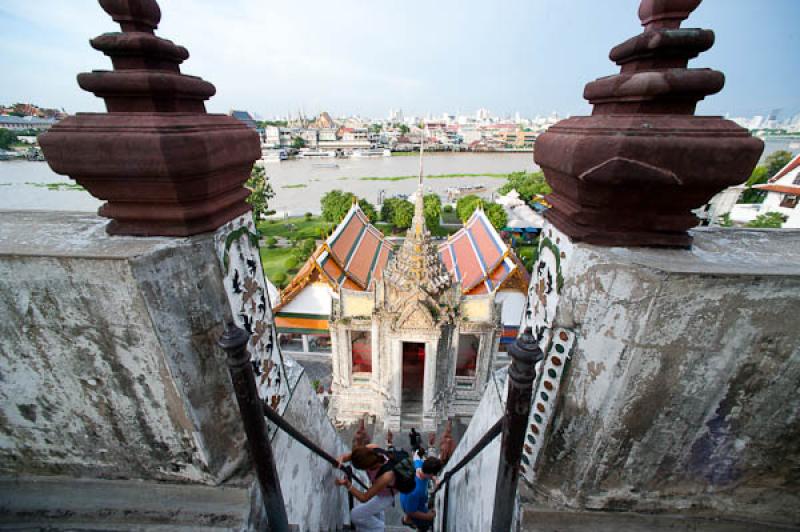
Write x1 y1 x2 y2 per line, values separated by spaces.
274 180 529 430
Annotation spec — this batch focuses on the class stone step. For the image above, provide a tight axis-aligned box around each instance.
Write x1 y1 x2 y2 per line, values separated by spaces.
520 508 799 532
0 476 253 531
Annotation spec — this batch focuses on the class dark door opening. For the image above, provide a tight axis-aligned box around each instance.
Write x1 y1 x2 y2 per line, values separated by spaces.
401 342 425 426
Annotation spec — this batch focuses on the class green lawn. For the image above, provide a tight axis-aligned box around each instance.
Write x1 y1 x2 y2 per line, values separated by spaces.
260 246 301 287
257 216 332 240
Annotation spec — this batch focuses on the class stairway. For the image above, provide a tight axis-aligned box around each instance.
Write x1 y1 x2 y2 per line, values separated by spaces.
0 476 259 531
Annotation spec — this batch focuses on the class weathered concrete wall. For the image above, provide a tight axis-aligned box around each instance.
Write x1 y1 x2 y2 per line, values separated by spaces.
434 368 518 532
531 227 800 524
272 373 349 531
0 211 246 483
0 211 351 530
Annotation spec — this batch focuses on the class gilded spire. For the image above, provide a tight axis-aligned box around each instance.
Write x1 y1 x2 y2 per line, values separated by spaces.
382 125 451 296
412 127 426 238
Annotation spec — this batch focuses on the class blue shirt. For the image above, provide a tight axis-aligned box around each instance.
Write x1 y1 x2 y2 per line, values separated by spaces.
399 460 429 514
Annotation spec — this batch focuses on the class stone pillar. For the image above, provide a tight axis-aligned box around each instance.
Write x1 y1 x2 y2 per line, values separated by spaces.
515 1 799 525
39 0 260 237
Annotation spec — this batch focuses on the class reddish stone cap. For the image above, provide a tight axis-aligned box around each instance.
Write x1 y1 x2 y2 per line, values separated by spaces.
533 0 763 248
39 0 260 236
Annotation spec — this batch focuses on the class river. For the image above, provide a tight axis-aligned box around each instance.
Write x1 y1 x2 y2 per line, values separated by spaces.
0 153 537 216
1 138 797 215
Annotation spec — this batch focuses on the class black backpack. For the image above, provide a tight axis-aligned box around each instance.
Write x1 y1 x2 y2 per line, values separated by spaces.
376 448 416 494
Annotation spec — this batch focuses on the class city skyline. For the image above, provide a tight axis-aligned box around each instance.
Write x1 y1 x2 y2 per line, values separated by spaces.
1 0 799 119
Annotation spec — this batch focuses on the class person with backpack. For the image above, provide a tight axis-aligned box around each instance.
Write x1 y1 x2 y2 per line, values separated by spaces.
336 445 416 531
400 457 443 531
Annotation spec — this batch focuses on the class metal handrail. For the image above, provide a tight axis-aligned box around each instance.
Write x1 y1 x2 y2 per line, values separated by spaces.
432 417 503 495
261 399 369 491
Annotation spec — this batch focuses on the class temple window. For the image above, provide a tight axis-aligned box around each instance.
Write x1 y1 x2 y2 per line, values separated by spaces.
456 334 480 377
780 195 798 209
279 333 304 352
308 333 331 353
351 330 372 374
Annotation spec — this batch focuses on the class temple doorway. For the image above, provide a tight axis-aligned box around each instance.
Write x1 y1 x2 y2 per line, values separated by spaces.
401 342 425 428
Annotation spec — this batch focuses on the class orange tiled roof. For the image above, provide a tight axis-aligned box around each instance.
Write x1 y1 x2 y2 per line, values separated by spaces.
438 209 526 295
753 183 800 196
277 204 392 310
769 154 800 183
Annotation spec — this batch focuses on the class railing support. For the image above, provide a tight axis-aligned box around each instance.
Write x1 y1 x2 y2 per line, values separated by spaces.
218 322 289 532
491 330 543 532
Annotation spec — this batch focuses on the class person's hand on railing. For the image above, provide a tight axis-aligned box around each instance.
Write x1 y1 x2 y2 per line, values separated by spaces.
334 476 352 489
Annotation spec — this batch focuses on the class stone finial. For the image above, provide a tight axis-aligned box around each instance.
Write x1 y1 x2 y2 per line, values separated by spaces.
39 0 260 236
534 0 763 247
438 421 455 464
99 0 161 32
386 429 394 448
638 0 701 30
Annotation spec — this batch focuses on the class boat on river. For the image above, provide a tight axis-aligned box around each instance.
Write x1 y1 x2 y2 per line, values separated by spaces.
262 148 288 163
351 148 391 158
298 149 336 158
447 184 487 201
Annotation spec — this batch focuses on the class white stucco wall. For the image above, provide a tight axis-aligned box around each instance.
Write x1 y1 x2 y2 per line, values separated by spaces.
279 282 333 316
495 290 526 327
433 369 516 532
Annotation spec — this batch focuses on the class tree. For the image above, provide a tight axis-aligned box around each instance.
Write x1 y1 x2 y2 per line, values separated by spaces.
301 238 316 256
456 195 482 223
358 198 377 221
292 136 306 149
369 123 382 134
745 212 786 228
739 166 769 204
741 150 795 204
484 203 508 230
0 129 18 150
245 165 275 221
320 190 355 223
265 236 277 248
718 213 733 227
765 150 792 178
399 124 410 135
497 171 551 203
391 200 415 230
423 194 441 231
456 195 507 230
381 197 403 223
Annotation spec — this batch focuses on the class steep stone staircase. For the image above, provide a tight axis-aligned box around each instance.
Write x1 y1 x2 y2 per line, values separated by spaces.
0 477 261 531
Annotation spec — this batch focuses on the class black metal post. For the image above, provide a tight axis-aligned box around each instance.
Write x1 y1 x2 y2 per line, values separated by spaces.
441 480 450 532
218 322 289 532
491 329 543 532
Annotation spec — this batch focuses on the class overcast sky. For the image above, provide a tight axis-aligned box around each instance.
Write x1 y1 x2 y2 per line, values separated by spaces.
1 0 798 120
